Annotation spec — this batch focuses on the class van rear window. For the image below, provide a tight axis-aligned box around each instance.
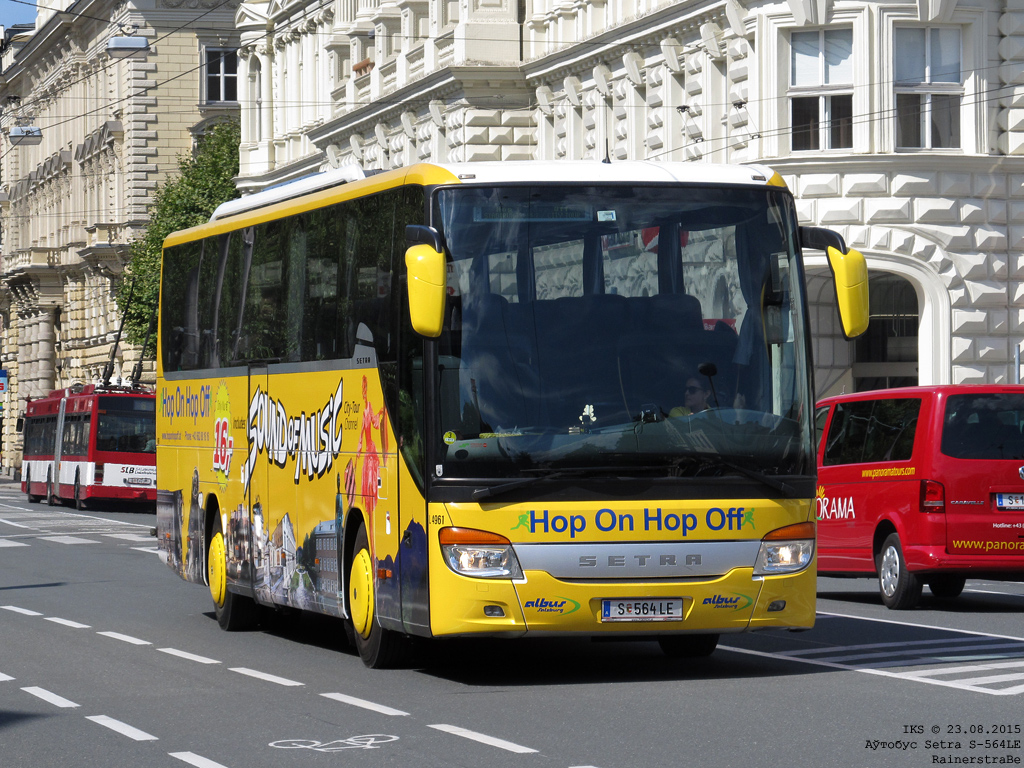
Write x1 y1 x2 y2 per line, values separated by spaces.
823 398 921 466
942 394 1024 460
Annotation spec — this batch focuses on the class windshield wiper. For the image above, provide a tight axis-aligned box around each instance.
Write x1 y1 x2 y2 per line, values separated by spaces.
471 468 602 501
672 454 796 495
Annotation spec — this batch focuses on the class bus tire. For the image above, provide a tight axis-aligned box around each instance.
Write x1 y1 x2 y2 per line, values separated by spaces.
658 634 719 658
26 470 40 504
877 533 922 610
348 524 409 669
928 575 966 600
209 516 259 631
74 476 88 511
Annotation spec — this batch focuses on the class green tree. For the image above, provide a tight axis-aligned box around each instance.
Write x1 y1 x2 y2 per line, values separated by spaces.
118 120 241 347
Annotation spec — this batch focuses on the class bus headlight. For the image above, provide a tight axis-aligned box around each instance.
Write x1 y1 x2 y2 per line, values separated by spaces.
753 522 815 576
439 527 524 579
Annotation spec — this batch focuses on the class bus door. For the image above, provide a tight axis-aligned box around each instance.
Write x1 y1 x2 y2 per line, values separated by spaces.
52 396 68 501
248 363 272 605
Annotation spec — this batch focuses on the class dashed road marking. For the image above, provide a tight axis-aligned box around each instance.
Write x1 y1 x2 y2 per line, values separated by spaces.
158 648 220 664
97 631 151 646
230 668 303 686
427 724 538 754
0 539 30 547
320 692 409 716
2 605 42 616
86 715 159 741
21 686 80 708
169 752 231 768
45 617 91 629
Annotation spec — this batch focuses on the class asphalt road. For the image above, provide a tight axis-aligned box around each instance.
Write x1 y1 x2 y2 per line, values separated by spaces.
2 482 1023 768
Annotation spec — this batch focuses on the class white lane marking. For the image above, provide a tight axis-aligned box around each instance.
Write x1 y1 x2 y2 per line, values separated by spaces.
97 631 151 646
55 510 154 529
86 715 159 741
2 605 43 616
0 518 34 529
965 589 1024 597
720 644 1024 696
132 546 162 555
817 641 1024 665
818 610 1024 643
0 672 14 681
954 671 1024 687
21 687 80 708
103 533 156 542
169 753 231 768
780 636 983 656
320 692 409 716
899 660 1024 679
158 648 220 665
45 617 91 629
0 540 30 547
38 536 99 545
229 668 303 686
427 724 538 754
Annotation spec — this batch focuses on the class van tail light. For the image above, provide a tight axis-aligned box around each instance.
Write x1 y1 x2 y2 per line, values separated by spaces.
921 479 945 513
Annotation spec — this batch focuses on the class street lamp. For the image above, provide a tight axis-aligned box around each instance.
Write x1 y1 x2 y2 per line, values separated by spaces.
8 125 42 146
107 25 150 59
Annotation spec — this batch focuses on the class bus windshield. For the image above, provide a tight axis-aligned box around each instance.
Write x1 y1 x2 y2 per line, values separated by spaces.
433 184 813 486
96 396 157 454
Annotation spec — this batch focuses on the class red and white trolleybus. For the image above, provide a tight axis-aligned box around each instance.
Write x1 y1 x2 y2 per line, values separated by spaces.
21 384 156 508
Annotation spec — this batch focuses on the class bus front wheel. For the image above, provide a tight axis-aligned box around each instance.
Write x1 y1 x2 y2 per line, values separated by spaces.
209 516 259 631
658 634 720 658
348 524 409 669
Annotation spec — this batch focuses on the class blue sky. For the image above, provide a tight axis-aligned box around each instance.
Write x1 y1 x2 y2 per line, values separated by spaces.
0 0 37 28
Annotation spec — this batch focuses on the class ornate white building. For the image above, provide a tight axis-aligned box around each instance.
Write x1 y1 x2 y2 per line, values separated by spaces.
0 0 240 473
233 0 1024 397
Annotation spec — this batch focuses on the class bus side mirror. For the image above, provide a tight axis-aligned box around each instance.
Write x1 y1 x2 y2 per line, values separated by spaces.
800 226 869 339
405 243 446 338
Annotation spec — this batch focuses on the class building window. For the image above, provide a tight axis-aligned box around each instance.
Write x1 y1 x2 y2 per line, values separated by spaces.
206 49 238 103
894 27 961 149
789 28 853 151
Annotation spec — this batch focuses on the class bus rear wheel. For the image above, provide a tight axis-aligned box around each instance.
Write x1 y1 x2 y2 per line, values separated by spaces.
209 516 259 631
74 477 88 511
25 470 40 504
658 634 720 658
348 524 410 669
877 533 922 610
46 470 57 506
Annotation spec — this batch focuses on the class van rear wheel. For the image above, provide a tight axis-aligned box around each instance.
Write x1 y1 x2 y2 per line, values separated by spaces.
877 533 922 610
928 575 966 600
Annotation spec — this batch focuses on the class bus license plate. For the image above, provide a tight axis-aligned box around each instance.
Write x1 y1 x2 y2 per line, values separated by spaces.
996 493 1024 509
601 598 683 622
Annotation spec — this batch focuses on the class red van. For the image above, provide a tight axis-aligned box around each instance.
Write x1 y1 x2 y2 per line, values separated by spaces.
815 386 1024 609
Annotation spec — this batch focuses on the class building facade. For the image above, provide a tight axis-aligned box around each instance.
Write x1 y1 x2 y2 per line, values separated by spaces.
232 0 1024 400
0 1 240 473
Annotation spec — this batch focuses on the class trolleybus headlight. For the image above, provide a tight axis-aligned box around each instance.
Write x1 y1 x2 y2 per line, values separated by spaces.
439 527 524 579
753 522 815 576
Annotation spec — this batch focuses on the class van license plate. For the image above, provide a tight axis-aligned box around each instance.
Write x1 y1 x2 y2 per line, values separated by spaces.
996 494 1024 509
601 598 683 622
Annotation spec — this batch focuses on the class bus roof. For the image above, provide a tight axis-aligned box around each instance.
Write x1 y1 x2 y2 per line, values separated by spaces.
165 161 786 249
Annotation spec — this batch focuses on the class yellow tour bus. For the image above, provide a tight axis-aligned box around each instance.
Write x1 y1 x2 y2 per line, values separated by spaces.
156 161 868 668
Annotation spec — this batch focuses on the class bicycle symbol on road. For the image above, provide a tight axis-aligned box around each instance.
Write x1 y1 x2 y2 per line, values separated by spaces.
270 735 399 752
